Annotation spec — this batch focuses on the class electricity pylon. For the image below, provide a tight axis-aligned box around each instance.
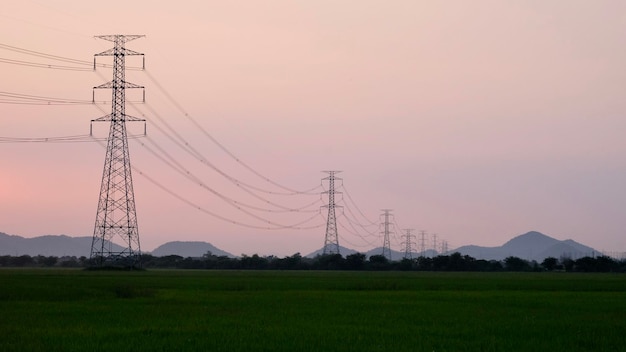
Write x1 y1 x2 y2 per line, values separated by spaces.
381 209 393 260
441 240 449 254
322 171 342 255
90 35 145 267
402 228 416 260
419 230 427 257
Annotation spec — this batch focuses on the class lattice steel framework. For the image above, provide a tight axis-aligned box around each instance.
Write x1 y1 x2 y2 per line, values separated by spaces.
402 228 416 260
381 209 393 260
90 35 145 267
322 171 342 255
419 230 427 257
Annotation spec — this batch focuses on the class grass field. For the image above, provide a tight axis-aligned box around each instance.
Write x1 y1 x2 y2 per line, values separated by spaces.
0 269 625 351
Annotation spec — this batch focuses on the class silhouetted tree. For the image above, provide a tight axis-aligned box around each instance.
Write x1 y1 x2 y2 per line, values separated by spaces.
240 254 268 270
431 255 450 271
59 256 80 267
154 255 184 268
314 254 345 270
212 256 239 269
283 253 306 270
573 256 618 272
541 257 558 271
415 256 433 271
473 259 503 272
397 258 414 271
11 255 34 267
368 255 390 270
594 256 619 272
270 253 308 270
504 256 531 271
561 257 575 272
345 253 366 270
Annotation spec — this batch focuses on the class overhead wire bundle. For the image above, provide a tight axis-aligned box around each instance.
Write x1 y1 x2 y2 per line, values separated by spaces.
0 40 432 254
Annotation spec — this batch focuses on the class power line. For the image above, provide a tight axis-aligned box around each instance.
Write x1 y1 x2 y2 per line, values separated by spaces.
0 57 93 71
338 202 380 237
0 134 144 144
2 41 325 219
135 135 322 215
136 162 324 230
0 42 143 70
129 103 322 212
338 234 373 249
135 102 322 197
0 42 92 65
339 184 378 226
337 214 380 247
144 70 319 195
93 136 325 231
0 91 97 105
3 41 395 246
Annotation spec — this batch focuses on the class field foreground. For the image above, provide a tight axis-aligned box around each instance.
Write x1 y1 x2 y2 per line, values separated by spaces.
0 269 625 351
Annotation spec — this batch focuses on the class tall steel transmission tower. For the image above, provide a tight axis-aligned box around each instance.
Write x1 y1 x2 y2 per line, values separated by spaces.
322 171 342 255
381 209 393 260
402 228 416 260
90 35 145 267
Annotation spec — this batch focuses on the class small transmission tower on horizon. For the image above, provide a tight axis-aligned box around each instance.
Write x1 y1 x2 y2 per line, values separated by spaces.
419 230 427 257
381 209 393 261
402 228 416 260
90 35 145 267
322 171 342 255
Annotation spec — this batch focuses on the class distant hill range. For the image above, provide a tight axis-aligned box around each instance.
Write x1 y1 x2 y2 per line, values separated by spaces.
0 231 600 261
0 232 235 258
306 231 599 261
453 231 598 261
0 232 123 257
151 241 234 258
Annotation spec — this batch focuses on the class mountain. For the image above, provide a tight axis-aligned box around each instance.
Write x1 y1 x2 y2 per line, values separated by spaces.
305 245 358 258
0 231 601 261
0 233 235 258
0 232 124 257
453 231 598 261
151 241 235 258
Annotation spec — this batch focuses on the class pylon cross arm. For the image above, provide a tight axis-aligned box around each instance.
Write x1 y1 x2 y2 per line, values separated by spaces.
95 35 145 42
94 81 144 89
95 48 144 57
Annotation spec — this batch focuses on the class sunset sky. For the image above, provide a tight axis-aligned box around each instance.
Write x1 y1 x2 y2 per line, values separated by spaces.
1 1 625 256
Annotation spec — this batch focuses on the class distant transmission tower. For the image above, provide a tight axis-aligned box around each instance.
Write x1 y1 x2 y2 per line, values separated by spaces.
402 228 416 260
432 233 438 256
441 240 449 254
90 35 146 267
322 171 342 255
381 209 393 260
419 230 427 257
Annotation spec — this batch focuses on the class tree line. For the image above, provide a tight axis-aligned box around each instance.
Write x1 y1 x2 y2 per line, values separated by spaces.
1 252 626 272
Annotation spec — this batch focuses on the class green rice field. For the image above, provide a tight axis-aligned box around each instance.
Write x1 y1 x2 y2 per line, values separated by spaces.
0 269 625 351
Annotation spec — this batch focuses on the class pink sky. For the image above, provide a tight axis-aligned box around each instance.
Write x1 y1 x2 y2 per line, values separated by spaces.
1 1 625 256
